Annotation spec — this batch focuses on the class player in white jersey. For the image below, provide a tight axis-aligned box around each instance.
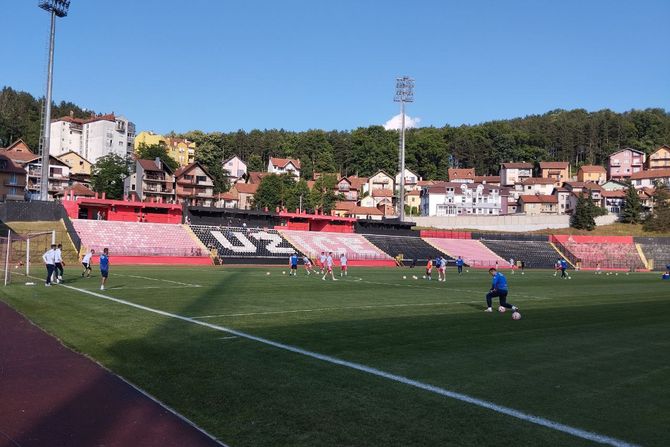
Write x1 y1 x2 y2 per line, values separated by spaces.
54 243 64 283
302 256 313 275
81 249 95 277
319 252 327 273
42 244 57 286
339 254 348 277
438 256 447 282
322 252 337 281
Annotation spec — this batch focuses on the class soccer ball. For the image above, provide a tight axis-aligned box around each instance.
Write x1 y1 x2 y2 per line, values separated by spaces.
412 275 418 280
422 275 426 279
466 270 469 273
521 272 525 275
498 306 506 313
615 273 618 276
512 312 521 320
266 272 270 276
282 271 286 275
403 275 407 279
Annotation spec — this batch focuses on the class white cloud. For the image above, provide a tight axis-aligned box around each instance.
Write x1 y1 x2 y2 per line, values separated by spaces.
383 113 421 130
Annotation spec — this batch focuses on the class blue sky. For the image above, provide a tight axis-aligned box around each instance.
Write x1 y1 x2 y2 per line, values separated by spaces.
2 0 669 134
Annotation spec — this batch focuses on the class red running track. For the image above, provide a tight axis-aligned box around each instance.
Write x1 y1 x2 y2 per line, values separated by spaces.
0 301 225 447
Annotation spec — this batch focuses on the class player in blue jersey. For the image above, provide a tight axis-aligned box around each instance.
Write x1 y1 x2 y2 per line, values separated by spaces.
455 256 464 275
484 268 519 313
560 259 569 278
99 248 109 291
289 253 299 276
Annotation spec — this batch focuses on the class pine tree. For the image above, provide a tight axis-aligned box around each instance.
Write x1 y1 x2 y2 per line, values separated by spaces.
620 184 642 224
570 192 595 230
643 183 670 232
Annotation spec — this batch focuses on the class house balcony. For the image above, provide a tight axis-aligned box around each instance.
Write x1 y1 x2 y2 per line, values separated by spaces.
144 176 170 183
177 179 213 187
4 180 25 187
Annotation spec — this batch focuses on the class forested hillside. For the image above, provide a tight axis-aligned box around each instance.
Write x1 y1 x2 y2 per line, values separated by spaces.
2 86 668 180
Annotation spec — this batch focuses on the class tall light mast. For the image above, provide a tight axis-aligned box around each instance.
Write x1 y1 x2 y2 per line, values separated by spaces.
394 76 414 221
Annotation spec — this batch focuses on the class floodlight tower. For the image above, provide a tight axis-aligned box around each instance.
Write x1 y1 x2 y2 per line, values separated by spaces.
37 0 70 201
394 76 414 221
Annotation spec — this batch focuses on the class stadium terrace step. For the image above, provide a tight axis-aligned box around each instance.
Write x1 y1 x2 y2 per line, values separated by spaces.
480 240 558 269
280 230 393 265
635 237 670 271
190 225 300 264
423 238 511 268
363 234 449 264
72 220 209 262
552 235 646 270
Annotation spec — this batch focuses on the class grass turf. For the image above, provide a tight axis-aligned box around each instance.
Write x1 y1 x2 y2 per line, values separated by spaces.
2 266 669 447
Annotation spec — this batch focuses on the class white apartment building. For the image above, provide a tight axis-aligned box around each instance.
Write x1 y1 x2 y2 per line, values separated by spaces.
49 113 135 164
420 182 509 216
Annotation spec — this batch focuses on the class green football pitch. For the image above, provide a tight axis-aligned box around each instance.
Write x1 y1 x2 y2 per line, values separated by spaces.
2 266 669 447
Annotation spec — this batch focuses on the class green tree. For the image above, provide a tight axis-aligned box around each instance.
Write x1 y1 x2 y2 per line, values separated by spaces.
252 174 292 210
309 174 338 213
195 142 228 194
643 183 670 232
570 192 596 230
91 154 130 200
620 184 643 224
136 143 179 171
285 178 311 213
247 154 264 172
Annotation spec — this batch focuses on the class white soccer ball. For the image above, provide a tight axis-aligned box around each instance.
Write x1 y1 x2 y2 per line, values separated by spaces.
282 271 286 275
568 276 572 279
498 306 506 313
512 312 522 320
412 275 418 280
615 273 618 276
466 270 469 273
266 272 270 276
626 272 629 275
403 275 407 279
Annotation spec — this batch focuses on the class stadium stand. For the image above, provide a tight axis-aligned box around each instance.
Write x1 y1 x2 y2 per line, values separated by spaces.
634 237 670 271
190 225 299 264
1 220 79 266
423 238 511 268
480 239 558 269
552 236 645 270
72 220 210 264
363 234 447 264
281 230 394 265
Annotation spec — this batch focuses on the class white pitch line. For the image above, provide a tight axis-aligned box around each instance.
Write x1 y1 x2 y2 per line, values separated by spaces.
115 274 201 287
190 301 474 319
59 283 639 447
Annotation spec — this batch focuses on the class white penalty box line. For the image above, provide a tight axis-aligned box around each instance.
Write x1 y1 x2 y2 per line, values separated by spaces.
59 283 639 447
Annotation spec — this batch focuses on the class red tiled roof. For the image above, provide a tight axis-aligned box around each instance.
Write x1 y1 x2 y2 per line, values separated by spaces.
52 116 85 124
247 171 267 184
601 190 626 198
333 201 356 211
473 175 500 183
448 168 475 180
406 190 421 196
350 206 384 216
175 161 211 179
630 168 670 180
0 154 27 174
269 157 301 169
137 159 161 172
347 176 369 189
502 162 533 169
521 178 555 185
217 191 238 201
233 183 258 194
519 195 558 204
83 113 116 124
372 188 394 197
579 165 606 173
63 183 95 197
539 162 569 169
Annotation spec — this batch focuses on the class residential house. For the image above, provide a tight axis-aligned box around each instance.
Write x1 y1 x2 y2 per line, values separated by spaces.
24 155 71 200
601 190 626 214
630 168 670 189
577 165 607 184
405 190 421 214
601 180 628 191
473 175 501 185
57 151 92 186
608 148 645 180
518 195 559 215
175 162 215 207
165 137 196 167
335 177 358 202
222 156 247 183
648 145 670 170
0 154 26 201
349 205 384 220
50 113 135 163
134 131 166 150
420 182 508 216
213 191 239 209
361 188 394 214
564 182 603 214
1 139 36 165
332 200 356 217
267 157 301 179
539 161 570 185
232 183 258 210
448 168 475 183
61 183 96 200
500 162 533 186
395 168 420 191
519 178 555 195
367 170 395 192
246 171 268 185
125 158 175 203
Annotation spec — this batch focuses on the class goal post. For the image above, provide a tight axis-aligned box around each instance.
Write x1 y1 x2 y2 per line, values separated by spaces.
1 230 56 286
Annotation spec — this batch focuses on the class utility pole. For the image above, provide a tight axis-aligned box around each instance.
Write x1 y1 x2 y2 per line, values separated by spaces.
394 76 414 221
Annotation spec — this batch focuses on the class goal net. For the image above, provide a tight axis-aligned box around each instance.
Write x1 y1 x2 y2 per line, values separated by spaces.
0 230 55 286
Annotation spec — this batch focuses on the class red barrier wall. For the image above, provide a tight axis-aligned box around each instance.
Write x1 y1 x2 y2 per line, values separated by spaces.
419 230 472 239
90 255 211 266
550 235 634 244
